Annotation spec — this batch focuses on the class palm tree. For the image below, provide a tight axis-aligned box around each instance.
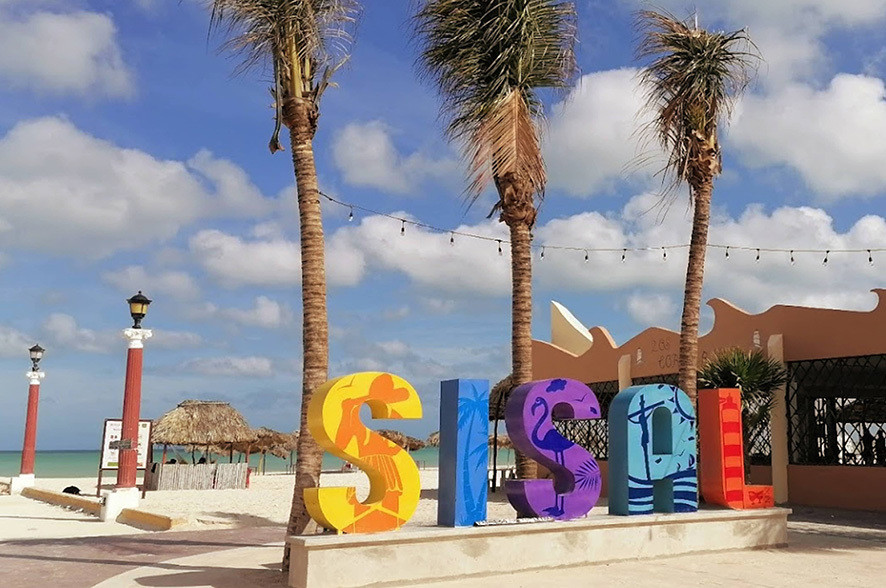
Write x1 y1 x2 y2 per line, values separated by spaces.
637 11 759 404
204 0 359 570
698 348 788 479
414 0 578 479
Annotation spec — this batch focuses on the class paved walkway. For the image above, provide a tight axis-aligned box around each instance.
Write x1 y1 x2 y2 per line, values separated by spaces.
2 496 884 587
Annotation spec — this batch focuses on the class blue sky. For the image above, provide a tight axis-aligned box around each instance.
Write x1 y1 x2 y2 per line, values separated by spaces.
1 0 885 450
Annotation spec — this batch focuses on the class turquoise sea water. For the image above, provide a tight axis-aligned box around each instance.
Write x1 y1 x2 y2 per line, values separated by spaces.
0 447 515 478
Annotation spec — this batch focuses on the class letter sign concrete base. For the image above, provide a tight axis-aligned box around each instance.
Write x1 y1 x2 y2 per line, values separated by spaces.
287 508 790 588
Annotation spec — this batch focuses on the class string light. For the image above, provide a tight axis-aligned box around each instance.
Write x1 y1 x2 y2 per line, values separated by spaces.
497 239 503 256
662 247 667 261
755 248 760 263
584 250 589 263
315 190 885 266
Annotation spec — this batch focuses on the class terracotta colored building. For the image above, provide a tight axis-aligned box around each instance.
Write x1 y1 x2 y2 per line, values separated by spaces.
533 289 886 512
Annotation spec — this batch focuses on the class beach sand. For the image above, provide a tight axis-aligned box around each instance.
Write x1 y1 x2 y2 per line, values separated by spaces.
29 469 519 531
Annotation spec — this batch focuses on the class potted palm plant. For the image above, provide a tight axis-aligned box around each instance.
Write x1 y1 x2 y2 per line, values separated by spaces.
698 348 788 482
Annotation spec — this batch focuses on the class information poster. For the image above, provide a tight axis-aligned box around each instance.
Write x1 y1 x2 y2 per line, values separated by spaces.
100 419 152 469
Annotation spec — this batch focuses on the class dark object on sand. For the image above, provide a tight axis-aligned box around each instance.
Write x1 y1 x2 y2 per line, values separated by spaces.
62 485 81 495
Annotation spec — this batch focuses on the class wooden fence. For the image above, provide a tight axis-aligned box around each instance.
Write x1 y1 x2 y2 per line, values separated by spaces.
146 462 248 491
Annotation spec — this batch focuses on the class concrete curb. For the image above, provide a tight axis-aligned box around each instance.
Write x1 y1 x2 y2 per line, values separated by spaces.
118 508 187 531
21 487 101 516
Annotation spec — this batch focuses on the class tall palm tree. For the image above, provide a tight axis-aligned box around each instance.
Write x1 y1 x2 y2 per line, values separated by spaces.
637 10 758 405
415 0 578 479
204 0 359 570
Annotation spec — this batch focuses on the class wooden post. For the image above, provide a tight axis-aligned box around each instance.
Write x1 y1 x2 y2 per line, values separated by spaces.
767 334 790 504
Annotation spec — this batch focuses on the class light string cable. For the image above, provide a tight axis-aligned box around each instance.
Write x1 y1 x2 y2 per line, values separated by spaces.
318 191 886 263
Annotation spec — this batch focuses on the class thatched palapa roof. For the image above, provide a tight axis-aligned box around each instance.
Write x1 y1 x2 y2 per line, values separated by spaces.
152 400 256 446
426 431 440 447
489 433 514 450
377 429 426 451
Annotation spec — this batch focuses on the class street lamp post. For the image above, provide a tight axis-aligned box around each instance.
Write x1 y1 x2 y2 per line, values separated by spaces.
10 345 45 495
101 292 152 521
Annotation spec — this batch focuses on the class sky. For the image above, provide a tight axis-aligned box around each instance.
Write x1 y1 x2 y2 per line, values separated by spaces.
1 0 885 450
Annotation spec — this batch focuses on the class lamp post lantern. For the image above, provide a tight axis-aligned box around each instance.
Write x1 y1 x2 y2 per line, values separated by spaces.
102 292 152 520
11 345 46 494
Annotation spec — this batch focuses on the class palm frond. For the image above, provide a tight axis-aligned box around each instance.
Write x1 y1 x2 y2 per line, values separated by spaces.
636 9 759 196
414 0 578 201
207 0 359 148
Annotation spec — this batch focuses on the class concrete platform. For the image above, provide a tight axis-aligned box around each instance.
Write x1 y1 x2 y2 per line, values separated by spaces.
287 507 790 588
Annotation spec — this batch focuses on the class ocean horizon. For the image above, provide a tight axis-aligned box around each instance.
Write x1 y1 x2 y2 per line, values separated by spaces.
0 447 515 479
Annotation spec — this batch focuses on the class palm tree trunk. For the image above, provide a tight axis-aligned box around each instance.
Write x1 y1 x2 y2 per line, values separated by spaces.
283 100 328 572
678 178 713 406
510 221 537 480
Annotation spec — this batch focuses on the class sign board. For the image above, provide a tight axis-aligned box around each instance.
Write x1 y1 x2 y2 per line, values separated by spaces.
101 419 152 469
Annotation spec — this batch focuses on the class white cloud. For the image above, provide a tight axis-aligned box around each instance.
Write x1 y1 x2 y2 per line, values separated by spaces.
151 329 203 349
179 356 274 377
189 230 302 287
0 118 274 258
41 313 116 353
0 325 32 357
626 292 679 328
187 150 273 217
330 214 511 296
332 121 459 194
0 9 133 96
222 296 294 329
190 226 367 288
317 192 885 314
545 68 659 197
731 74 886 199
102 266 201 300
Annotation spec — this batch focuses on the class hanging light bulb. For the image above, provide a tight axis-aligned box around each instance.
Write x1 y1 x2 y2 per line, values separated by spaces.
400 219 405 236
621 248 627 263
755 248 760 262
450 232 454 246
662 247 667 261
584 250 589 263
868 250 874 266
497 240 503 256
790 250 795 265
540 247 545 260
725 246 730 259
348 207 354 222
823 250 830 265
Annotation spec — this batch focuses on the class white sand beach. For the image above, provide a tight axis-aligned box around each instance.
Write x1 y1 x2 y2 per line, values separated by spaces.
27 469 519 531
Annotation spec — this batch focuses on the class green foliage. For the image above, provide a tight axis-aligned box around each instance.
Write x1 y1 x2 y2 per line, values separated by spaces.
414 0 578 200
698 348 788 397
637 10 759 194
699 348 788 467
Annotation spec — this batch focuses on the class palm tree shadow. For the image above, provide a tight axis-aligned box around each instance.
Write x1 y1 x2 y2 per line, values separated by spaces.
195 512 284 529
132 565 285 587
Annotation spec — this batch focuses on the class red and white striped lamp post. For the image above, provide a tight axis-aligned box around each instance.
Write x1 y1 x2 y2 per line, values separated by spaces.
10 345 45 495
101 292 152 521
